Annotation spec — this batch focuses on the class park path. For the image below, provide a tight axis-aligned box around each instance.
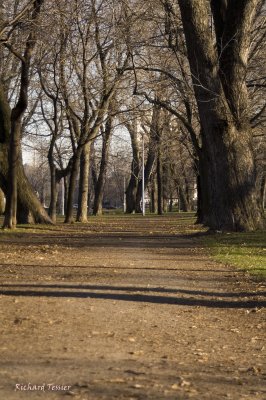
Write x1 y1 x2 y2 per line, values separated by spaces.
0 215 265 400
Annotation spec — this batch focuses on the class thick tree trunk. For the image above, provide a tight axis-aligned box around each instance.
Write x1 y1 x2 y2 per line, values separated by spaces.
261 176 265 210
195 174 203 223
77 143 91 222
0 85 52 225
201 125 263 230
178 0 264 231
3 117 20 228
16 162 53 224
2 0 44 229
1 153 53 225
126 175 138 214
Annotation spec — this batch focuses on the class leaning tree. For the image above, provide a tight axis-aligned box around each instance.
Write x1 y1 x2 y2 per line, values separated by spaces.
0 0 52 227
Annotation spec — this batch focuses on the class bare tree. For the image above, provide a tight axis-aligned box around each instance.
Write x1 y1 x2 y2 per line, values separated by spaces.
93 106 114 215
0 0 52 228
55 0 130 223
175 0 264 231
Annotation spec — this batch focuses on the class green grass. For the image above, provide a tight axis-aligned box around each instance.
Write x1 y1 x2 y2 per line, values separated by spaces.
204 231 266 278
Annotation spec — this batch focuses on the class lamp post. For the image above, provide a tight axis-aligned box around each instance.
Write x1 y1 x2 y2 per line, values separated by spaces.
123 175 126 213
61 179 65 216
142 132 145 217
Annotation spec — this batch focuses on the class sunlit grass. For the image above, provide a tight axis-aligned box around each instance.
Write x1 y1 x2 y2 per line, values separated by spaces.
204 231 266 278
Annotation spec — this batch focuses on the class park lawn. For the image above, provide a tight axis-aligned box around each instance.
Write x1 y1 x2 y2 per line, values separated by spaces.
204 230 266 279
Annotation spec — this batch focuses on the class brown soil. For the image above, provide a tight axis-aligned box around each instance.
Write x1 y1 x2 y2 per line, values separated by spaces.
0 215 265 400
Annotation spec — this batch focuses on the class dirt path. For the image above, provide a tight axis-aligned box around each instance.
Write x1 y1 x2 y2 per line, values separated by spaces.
0 215 265 400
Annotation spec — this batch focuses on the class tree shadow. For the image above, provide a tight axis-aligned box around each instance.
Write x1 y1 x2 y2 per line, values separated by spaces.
1 283 265 298
0 283 265 309
0 232 207 250
0 262 231 273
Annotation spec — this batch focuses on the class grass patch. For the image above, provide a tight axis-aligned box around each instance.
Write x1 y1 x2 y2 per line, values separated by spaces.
204 231 266 279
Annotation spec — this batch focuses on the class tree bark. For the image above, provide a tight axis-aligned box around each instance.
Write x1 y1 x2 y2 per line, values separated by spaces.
0 85 52 225
0 188 5 214
157 153 163 215
260 175 265 210
178 0 264 231
16 162 53 224
64 149 82 223
150 173 158 213
195 173 203 223
125 126 140 214
3 0 45 229
93 117 113 216
77 142 91 222
48 137 58 223
135 105 162 213
4 116 20 227
48 166 59 223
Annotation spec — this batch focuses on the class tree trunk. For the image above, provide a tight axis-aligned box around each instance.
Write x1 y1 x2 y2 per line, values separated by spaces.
135 151 155 213
2 0 44 229
93 118 112 216
126 175 138 214
48 162 58 223
261 176 265 210
150 174 158 214
178 0 264 231
0 85 52 225
65 149 81 223
162 163 169 213
1 152 53 225
125 123 140 214
157 155 163 215
16 162 53 224
0 188 5 214
195 174 203 223
179 186 189 212
63 176 68 215
135 105 162 213
77 143 91 222
178 177 193 213
169 196 173 212
3 116 20 228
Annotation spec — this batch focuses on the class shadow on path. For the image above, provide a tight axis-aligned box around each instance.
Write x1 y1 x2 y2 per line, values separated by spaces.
0 262 232 273
0 284 265 309
0 232 206 250
1 283 265 298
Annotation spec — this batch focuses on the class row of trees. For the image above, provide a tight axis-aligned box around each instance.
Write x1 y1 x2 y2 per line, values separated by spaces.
0 0 265 231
